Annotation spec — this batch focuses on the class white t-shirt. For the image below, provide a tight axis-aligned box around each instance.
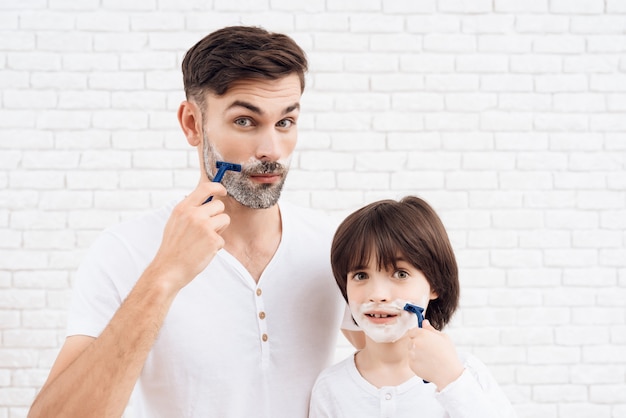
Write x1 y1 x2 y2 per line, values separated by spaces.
67 200 346 418
309 352 516 418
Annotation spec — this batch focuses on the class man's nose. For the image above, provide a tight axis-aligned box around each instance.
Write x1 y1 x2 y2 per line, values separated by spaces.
255 128 282 161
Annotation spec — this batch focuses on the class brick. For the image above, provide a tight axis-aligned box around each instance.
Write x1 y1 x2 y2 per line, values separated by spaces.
534 114 589 132
314 73 369 91
336 172 389 190
313 33 368 52
120 170 173 189
326 0 380 11
425 74 479 91
344 53 398 72
445 93 497 111
382 0 436 13
478 35 532 53
510 55 562 73
536 75 588 93
9 170 64 189
495 132 548 150
36 111 91 129
400 54 455 73
481 112 533 131
564 55 620 73
442 132 494 150
408 151 460 169
390 171 444 190
330 132 385 151
13 270 69 289
7 52 62 71
518 365 569 384
519 230 570 248
534 36 586 54
424 34 476 52
563 268 617 287
607 0 626 11
350 14 403 33
62 53 119 71
4 87 58 109
495 0 548 12
29 72 84 92
387 132 440 150
440 0 492 12
457 55 508 73
588 36 626 53
462 15 515 33
508 268 562 288
58 90 111 109
21 151 80 169
130 13 185 31
515 15 569 33
481 75 533 92
498 93 551 111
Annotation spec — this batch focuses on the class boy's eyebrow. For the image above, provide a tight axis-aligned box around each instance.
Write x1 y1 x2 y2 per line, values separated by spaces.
225 100 300 116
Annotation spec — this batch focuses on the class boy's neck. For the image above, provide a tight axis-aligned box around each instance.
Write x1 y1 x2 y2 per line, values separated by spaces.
354 336 416 388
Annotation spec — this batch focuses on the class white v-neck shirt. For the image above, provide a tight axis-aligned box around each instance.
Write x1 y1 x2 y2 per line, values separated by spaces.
67 199 346 417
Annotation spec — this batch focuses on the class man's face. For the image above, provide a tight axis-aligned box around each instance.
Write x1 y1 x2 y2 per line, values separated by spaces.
200 74 301 209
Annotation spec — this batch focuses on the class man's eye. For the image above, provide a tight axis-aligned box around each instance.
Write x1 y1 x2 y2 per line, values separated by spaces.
276 119 293 128
234 118 253 127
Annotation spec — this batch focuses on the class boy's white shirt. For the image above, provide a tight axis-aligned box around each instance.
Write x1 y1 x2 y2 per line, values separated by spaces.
309 351 517 418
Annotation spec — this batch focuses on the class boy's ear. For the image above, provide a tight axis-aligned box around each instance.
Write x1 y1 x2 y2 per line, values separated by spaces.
177 100 202 146
429 290 439 300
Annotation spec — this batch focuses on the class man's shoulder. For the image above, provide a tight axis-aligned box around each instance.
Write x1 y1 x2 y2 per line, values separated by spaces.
279 200 341 235
100 198 177 247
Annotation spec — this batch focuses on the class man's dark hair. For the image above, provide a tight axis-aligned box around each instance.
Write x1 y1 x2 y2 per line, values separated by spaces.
181 26 308 106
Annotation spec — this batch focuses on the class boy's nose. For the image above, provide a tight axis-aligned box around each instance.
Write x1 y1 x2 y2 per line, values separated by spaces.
367 278 391 303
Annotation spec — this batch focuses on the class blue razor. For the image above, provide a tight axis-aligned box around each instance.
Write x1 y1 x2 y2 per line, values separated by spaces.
403 303 425 328
202 161 242 204
403 302 429 384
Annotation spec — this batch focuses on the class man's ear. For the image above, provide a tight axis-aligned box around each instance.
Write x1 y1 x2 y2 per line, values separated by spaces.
177 100 202 146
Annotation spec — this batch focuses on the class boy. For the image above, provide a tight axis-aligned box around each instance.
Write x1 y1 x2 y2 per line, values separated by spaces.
309 196 516 417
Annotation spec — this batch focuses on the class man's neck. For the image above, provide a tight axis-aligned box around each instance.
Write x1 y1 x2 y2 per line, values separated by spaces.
220 197 282 282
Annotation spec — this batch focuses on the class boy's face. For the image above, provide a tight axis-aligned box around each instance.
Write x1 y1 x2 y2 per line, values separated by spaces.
199 74 301 208
347 254 438 343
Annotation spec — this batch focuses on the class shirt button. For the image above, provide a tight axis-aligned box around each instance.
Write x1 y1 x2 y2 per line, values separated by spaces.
256 288 262 296
259 311 266 319
385 393 392 400
262 334 268 342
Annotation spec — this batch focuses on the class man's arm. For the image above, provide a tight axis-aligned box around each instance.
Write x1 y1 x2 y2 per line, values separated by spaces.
28 272 177 418
28 182 229 418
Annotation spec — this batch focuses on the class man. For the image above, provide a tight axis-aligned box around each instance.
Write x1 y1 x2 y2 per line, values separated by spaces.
28 26 361 418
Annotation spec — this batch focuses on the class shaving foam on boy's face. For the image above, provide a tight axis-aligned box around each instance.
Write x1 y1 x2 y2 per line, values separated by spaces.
350 297 429 343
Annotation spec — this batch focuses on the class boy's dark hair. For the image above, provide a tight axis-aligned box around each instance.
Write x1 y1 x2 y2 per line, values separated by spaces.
181 26 308 107
330 196 459 330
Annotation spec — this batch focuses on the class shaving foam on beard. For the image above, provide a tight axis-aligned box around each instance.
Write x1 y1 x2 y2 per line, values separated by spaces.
350 298 428 343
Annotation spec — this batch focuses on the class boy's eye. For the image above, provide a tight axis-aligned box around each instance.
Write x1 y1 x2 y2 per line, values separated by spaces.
394 270 409 280
351 272 368 281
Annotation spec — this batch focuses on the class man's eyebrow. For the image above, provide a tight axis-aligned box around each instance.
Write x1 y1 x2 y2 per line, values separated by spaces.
226 100 300 116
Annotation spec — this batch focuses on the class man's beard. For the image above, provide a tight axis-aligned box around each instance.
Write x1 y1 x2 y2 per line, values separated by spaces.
202 132 290 209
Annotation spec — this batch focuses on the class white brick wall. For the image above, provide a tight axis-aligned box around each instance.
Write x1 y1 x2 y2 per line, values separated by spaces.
1 1 625 417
